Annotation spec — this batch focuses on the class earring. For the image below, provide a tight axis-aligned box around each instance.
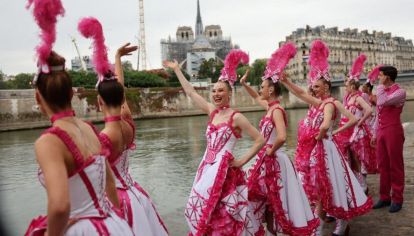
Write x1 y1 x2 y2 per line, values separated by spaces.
32 104 40 112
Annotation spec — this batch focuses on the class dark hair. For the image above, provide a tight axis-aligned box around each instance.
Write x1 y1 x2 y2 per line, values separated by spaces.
364 82 373 92
348 79 360 90
97 78 125 107
265 79 282 97
217 80 232 92
379 66 398 81
320 77 332 89
35 51 73 112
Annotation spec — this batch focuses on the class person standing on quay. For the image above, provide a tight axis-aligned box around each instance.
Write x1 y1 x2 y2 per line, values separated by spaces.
280 40 372 236
164 49 265 236
335 54 376 194
25 1 133 235
78 17 169 235
371 66 406 213
241 42 319 236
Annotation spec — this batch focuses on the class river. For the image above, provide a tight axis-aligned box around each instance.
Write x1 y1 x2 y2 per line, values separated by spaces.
0 101 413 235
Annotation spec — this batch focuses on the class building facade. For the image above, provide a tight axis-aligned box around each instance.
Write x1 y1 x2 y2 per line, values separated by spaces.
71 56 94 72
281 25 414 82
160 0 235 76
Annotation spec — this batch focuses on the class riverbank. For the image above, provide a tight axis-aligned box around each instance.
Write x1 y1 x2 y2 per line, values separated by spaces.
1 80 414 131
322 122 414 235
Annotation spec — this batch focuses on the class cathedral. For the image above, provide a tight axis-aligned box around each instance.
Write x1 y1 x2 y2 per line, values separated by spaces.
160 0 236 77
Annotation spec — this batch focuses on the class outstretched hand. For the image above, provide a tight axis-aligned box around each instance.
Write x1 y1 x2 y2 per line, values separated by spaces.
163 60 180 70
116 43 138 58
280 72 288 82
240 69 250 85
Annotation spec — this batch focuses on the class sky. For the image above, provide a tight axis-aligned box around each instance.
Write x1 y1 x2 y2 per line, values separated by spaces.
0 0 413 75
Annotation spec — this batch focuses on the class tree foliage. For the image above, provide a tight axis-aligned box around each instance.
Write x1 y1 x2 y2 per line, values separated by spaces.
198 58 223 83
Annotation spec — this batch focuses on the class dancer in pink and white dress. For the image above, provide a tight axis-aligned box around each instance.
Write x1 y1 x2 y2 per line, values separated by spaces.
281 40 372 236
78 17 169 236
295 91 318 185
25 2 133 235
241 43 319 236
163 49 265 236
334 54 377 193
361 65 382 133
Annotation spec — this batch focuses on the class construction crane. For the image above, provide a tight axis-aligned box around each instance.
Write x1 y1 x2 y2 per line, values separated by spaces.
138 0 148 71
70 36 87 71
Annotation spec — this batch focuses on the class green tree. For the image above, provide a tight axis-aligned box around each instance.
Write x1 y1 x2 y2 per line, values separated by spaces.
7 73 34 89
198 58 215 79
165 68 190 87
198 59 224 83
124 71 167 87
69 70 98 88
0 70 6 89
250 59 267 85
122 61 134 72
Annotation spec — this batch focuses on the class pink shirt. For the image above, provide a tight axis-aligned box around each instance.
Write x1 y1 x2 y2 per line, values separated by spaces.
373 83 406 135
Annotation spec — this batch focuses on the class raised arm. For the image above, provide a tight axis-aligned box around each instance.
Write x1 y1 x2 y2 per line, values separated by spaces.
230 113 265 168
267 109 287 155
163 60 215 114
115 43 138 120
355 96 373 126
280 77 321 107
240 70 267 109
35 135 70 236
332 100 358 135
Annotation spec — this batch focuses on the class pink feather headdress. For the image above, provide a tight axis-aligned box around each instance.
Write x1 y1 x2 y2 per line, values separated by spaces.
26 0 65 74
78 17 115 86
262 42 297 83
349 54 367 81
219 49 249 87
308 40 331 85
367 64 383 85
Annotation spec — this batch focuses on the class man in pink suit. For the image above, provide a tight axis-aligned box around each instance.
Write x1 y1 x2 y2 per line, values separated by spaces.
371 66 406 213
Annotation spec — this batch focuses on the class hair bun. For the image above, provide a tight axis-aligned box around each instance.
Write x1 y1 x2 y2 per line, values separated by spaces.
46 51 66 67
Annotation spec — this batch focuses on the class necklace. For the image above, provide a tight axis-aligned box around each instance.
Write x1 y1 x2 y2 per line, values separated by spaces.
50 110 75 123
104 115 122 123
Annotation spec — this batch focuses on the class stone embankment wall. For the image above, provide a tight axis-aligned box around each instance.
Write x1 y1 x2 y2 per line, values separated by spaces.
1 80 413 131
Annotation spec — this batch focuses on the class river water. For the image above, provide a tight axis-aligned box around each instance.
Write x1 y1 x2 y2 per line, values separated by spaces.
1 101 413 235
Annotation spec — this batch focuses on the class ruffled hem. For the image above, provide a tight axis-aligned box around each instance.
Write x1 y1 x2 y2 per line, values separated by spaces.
208 203 245 236
264 150 319 236
295 127 319 174
193 152 232 236
249 145 319 236
314 141 373 220
25 215 47 236
350 124 378 174
247 148 267 202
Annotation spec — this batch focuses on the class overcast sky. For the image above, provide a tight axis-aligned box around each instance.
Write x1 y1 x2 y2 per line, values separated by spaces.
1 0 413 75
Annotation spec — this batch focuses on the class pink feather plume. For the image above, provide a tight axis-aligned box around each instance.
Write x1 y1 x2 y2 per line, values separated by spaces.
367 64 383 84
308 40 330 85
263 42 297 82
26 0 65 69
219 49 249 86
349 54 367 81
78 17 111 77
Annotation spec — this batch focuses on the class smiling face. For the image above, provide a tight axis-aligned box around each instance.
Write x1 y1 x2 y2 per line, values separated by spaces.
211 81 231 107
311 79 329 98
